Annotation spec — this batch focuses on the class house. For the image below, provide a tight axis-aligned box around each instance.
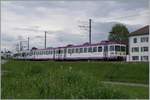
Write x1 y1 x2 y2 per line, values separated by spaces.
128 25 149 62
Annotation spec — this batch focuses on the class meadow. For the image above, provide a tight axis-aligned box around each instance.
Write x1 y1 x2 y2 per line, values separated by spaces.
1 60 149 99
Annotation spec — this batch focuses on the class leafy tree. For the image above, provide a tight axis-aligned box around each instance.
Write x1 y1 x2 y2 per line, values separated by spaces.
108 24 129 43
108 24 129 54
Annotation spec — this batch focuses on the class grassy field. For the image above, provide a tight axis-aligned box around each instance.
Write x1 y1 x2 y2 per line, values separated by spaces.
1 60 149 99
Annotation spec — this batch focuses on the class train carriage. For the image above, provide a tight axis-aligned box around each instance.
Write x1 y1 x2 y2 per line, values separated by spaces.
65 41 126 60
27 48 54 60
14 40 126 61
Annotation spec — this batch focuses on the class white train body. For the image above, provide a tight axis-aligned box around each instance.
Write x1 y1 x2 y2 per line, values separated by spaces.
14 41 126 61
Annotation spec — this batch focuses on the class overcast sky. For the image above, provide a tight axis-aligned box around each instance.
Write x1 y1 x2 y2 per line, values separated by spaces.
1 0 149 52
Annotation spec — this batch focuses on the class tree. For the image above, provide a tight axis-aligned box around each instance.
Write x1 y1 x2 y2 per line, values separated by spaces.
108 24 129 43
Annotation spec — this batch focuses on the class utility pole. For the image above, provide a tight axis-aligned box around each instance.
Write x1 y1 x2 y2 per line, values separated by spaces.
89 19 92 44
78 19 92 44
28 37 29 50
20 41 22 51
45 31 47 49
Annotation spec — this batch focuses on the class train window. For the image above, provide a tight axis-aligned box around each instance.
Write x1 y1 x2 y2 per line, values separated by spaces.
110 46 114 51
72 49 74 53
93 47 97 52
88 47 92 52
68 49 71 53
76 48 79 53
55 50 57 54
115 46 120 51
121 46 125 51
80 48 83 53
59 50 61 54
68 49 69 53
84 47 87 53
48 51 51 54
60 50 63 54
98 47 102 52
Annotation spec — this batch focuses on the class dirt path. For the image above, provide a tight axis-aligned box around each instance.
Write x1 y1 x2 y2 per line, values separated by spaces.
102 81 149 87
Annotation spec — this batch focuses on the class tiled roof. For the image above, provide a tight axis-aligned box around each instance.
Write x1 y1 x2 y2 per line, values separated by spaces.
129 25 149 36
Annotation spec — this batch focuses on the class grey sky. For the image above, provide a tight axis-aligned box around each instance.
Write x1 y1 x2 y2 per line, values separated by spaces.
1 0 149 52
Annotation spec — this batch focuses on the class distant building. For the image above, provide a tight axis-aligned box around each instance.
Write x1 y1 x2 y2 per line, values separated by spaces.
1 51 13 59
128 25 149 62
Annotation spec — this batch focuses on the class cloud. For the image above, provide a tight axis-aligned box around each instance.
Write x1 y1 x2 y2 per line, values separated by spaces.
1 0 149 51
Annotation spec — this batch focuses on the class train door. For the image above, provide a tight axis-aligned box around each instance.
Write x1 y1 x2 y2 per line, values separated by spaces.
53 49 55 60
58 49 61 60
103 45 108 58
64 48 66 60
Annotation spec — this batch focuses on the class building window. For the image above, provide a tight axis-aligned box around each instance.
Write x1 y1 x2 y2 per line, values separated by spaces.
132 56 139 60
109 46 114 51
141 47 148 52
141 37 148 42
132 47 139 52
141 56 148 61
84 47 87 53
93 47 97 52
98 46 102 52
133 38 137 43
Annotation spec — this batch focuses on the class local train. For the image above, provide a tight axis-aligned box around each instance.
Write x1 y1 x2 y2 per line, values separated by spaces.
14 40 127 61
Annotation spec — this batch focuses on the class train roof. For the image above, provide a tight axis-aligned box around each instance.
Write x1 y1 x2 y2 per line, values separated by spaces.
66 40 126 48
32 40 126 51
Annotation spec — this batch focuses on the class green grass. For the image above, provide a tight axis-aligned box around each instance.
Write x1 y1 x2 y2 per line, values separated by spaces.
1 60 149 99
